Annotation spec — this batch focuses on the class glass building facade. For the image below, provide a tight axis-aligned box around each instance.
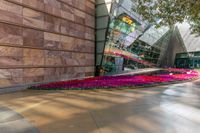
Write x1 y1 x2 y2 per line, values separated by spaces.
174 23 200 69
96 0 171 75
175 52 200 69
96 0 200 75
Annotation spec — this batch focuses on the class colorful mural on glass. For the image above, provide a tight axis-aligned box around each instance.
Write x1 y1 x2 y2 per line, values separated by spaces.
106 13 143 50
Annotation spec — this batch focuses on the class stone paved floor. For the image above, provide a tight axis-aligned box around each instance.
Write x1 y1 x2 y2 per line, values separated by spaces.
0 79 200 133
0 107 39 133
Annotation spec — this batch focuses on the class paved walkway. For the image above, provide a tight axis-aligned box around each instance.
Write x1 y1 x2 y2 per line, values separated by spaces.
0 79 200 133
0 107 39 133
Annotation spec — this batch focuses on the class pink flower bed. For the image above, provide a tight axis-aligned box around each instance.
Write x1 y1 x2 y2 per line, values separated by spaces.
29 69 199 90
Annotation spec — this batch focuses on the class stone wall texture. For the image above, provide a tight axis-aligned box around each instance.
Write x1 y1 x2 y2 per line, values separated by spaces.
0 0 95 88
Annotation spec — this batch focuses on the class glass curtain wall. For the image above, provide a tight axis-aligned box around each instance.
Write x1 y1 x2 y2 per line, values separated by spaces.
96 0 170 75
175 52 200 69
99 0 150 75
95 0 112 75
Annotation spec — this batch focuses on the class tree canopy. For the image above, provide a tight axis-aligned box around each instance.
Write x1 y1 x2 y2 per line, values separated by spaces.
134 0 200 36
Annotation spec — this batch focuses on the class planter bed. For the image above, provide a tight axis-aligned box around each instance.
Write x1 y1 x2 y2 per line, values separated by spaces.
29 69 199 90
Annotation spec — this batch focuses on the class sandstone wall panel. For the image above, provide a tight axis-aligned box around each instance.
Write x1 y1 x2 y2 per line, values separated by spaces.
0 0 95 89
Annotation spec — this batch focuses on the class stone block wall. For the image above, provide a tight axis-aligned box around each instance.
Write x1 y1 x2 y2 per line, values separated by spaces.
0 0 95 89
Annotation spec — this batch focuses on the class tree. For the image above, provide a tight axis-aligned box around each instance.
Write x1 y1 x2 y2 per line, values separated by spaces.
134 0 200 36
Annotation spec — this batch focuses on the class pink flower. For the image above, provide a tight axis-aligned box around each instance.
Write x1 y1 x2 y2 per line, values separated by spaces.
29 69 199 90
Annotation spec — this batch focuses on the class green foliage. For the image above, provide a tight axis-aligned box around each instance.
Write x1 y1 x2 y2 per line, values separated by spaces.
134 0 200 35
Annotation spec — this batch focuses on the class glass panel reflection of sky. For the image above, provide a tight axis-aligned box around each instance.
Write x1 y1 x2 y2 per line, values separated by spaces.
177 22 200 52
139 26 169 46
